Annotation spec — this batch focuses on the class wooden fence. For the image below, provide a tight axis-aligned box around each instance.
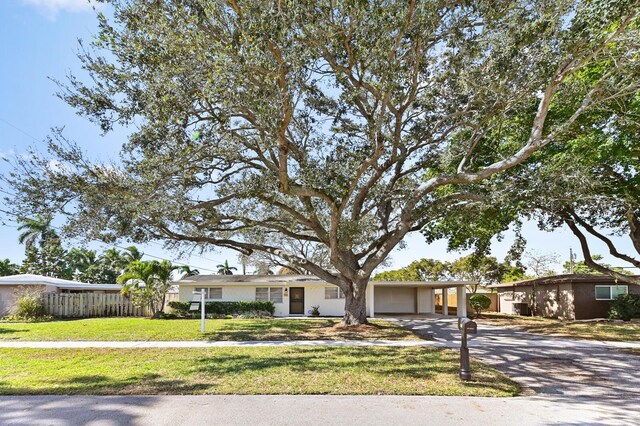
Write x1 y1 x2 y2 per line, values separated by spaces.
42 293 151 318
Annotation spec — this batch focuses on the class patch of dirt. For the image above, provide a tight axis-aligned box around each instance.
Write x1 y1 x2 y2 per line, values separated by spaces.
332 323 381 331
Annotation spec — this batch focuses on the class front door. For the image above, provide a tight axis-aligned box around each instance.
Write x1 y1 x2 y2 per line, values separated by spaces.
289 287 305 315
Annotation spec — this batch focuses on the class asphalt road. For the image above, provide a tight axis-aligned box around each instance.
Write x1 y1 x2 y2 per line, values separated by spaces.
1 394 636 426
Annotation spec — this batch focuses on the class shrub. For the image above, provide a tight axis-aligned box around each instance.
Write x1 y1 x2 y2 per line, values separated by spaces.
167 300 275 317
1 314 53 323
608 294 640 321
10 286 50 321
469 294 492 317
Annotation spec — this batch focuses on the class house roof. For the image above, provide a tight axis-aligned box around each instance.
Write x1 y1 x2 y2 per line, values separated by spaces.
0 274 121 291
487 274 638 289
179 274 325 285
179 274 471 288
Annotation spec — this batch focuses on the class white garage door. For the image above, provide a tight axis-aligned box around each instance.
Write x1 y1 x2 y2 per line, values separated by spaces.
374 287 416 314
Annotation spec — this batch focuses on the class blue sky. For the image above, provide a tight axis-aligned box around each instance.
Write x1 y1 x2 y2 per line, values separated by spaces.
0 0 636 276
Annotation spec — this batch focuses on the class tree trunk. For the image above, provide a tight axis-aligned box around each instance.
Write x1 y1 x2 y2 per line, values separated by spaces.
342 280 368 325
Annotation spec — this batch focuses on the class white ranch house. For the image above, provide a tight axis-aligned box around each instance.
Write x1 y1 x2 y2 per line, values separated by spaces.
178 275 469 318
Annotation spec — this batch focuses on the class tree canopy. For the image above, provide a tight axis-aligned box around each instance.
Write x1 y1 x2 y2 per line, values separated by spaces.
423 49 640 284
6 0 640 324
373 255 526 290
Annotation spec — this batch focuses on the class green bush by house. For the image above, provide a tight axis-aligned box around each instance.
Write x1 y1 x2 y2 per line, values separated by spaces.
167 301 275 317
609 294 640 321
3 287 52 322
469 294 492 316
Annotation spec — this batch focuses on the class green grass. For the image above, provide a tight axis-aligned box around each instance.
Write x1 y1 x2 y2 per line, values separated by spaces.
0 318 417 341
0 346 519 396
477 313 640 342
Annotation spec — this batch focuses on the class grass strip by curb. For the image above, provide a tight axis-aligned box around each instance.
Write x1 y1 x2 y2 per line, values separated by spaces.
0 318 418 342
476 314 640 342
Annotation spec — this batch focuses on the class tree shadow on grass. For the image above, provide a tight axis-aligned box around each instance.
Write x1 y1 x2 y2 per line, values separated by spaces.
0 327 25 336
202 319 338 341
202 319 415 341
192 346 517 395
0 374 210 396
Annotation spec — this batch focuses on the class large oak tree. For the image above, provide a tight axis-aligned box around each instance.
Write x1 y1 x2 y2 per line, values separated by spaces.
6 0 640 324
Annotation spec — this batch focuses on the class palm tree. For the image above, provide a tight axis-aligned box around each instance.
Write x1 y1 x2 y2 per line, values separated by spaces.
216 260 237 275
0 258 19 277
118 260 177 317
67 248 97 279
17 215 59 250
178 265 200 277
100 248 126 270
122 246 144 265
153 260 178 311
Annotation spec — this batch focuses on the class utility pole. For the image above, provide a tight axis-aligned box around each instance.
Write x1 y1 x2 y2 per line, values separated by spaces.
569 248 576 274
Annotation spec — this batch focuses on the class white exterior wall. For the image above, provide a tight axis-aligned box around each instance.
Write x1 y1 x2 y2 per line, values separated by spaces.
179 283 358 317
0 284 56 316
302 285 345 317
0 287 14 316
497 289 530 314
179 284 287 316
178 282 468 318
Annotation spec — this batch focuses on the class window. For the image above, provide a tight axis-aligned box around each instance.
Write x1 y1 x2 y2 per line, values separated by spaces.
595 285 628 300
208 288 223 300
325 287 345 299
256 287 283 303
195 287 223 300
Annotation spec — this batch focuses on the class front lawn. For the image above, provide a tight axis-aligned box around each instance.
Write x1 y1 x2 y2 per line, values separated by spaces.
0 318 417 341
0 346 519 396
476 313 640 342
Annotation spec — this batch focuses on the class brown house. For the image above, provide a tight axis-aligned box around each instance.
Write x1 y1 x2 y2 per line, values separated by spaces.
488 274 640 320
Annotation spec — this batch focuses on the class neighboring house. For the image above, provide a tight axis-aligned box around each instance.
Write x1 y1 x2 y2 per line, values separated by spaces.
0 274 121 316
178 274 470 318
488 274 640 320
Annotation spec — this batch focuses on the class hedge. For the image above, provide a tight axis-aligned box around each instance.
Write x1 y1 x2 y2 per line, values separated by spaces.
609 294 640 321
167 300 275 317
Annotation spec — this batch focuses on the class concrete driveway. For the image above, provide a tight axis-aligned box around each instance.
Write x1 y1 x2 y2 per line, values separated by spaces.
389 315 640 398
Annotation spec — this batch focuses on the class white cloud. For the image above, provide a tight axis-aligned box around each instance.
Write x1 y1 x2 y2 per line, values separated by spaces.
21 0 98 19
0 149 16 160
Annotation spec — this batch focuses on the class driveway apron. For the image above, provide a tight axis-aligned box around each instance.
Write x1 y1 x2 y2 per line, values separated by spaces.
392 316 640 399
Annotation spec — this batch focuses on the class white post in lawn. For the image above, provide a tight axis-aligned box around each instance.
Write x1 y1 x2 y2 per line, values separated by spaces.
193 290 206 333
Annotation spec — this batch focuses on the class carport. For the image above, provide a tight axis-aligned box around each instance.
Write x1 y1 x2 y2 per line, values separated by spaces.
370 281 469 318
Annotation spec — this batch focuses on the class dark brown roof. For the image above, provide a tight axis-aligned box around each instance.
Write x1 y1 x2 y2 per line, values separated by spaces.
488 274 639 289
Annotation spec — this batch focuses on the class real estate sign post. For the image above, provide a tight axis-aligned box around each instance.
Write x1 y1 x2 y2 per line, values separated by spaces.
193 290 206 333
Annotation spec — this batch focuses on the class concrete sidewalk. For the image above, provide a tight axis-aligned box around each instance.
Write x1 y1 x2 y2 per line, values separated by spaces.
2 318 640 349
0 339 438 348
1 394 637 426
1 335 639 348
